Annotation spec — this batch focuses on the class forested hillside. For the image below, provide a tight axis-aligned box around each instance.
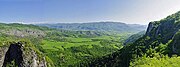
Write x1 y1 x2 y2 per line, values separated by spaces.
86 11 180 67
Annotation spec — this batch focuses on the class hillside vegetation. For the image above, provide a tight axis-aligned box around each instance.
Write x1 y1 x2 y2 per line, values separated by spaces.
1 11 180 67
86 11 180 67
0 22 135 66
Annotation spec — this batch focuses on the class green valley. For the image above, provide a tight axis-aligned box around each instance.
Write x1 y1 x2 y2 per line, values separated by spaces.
40 35 125 66
1 11 180 67
0 22 139 66
1 1 180 67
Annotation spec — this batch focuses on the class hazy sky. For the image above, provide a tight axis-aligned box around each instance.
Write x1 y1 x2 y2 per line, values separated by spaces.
0 0 180 25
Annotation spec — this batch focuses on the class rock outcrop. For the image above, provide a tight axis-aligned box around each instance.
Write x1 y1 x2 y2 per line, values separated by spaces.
145 11 180 53
146 11 180 43
0 42 47 67
0 46 8 67
169 31 180 54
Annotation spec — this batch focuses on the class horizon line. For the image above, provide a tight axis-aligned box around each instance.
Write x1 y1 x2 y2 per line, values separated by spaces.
0 21 148 25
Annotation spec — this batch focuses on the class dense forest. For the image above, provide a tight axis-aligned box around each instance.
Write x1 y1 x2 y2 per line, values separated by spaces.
0 11 180 67
84 11 180 67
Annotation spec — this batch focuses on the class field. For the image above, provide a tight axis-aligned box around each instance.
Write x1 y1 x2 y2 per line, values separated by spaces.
39 35 125 66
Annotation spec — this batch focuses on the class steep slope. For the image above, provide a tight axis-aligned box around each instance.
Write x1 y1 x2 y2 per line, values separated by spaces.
37 22 147 33
169 30 180 54
86 11 180 67
146 11 180 43
124 31 145 45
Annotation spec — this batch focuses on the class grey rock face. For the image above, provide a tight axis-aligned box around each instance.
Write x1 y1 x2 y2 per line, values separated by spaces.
3 43 23 66
145 11 180 54
170 31 180 54
0 46 8 67
0 29 46 38
0 42 47 67
146 22 156 36
145 19 180 43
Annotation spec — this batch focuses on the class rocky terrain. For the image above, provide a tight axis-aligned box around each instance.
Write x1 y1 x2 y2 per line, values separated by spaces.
0 42 47 67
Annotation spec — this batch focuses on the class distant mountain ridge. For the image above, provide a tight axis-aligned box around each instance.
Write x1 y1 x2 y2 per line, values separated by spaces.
37 22 147 33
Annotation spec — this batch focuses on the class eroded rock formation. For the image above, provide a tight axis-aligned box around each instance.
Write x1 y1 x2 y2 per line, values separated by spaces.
0 42 47 67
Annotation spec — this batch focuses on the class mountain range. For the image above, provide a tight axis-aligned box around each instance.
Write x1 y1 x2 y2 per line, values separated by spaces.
37 22 147 33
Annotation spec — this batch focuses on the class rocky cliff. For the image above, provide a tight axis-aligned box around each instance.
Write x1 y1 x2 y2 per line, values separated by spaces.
0 46 8 67
0 42 47 67
86 11 180 67
145 11 180 54
146 11 180 43
169 31 180 54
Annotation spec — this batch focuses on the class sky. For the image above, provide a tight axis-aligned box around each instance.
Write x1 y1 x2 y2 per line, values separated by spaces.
0 0 180 25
